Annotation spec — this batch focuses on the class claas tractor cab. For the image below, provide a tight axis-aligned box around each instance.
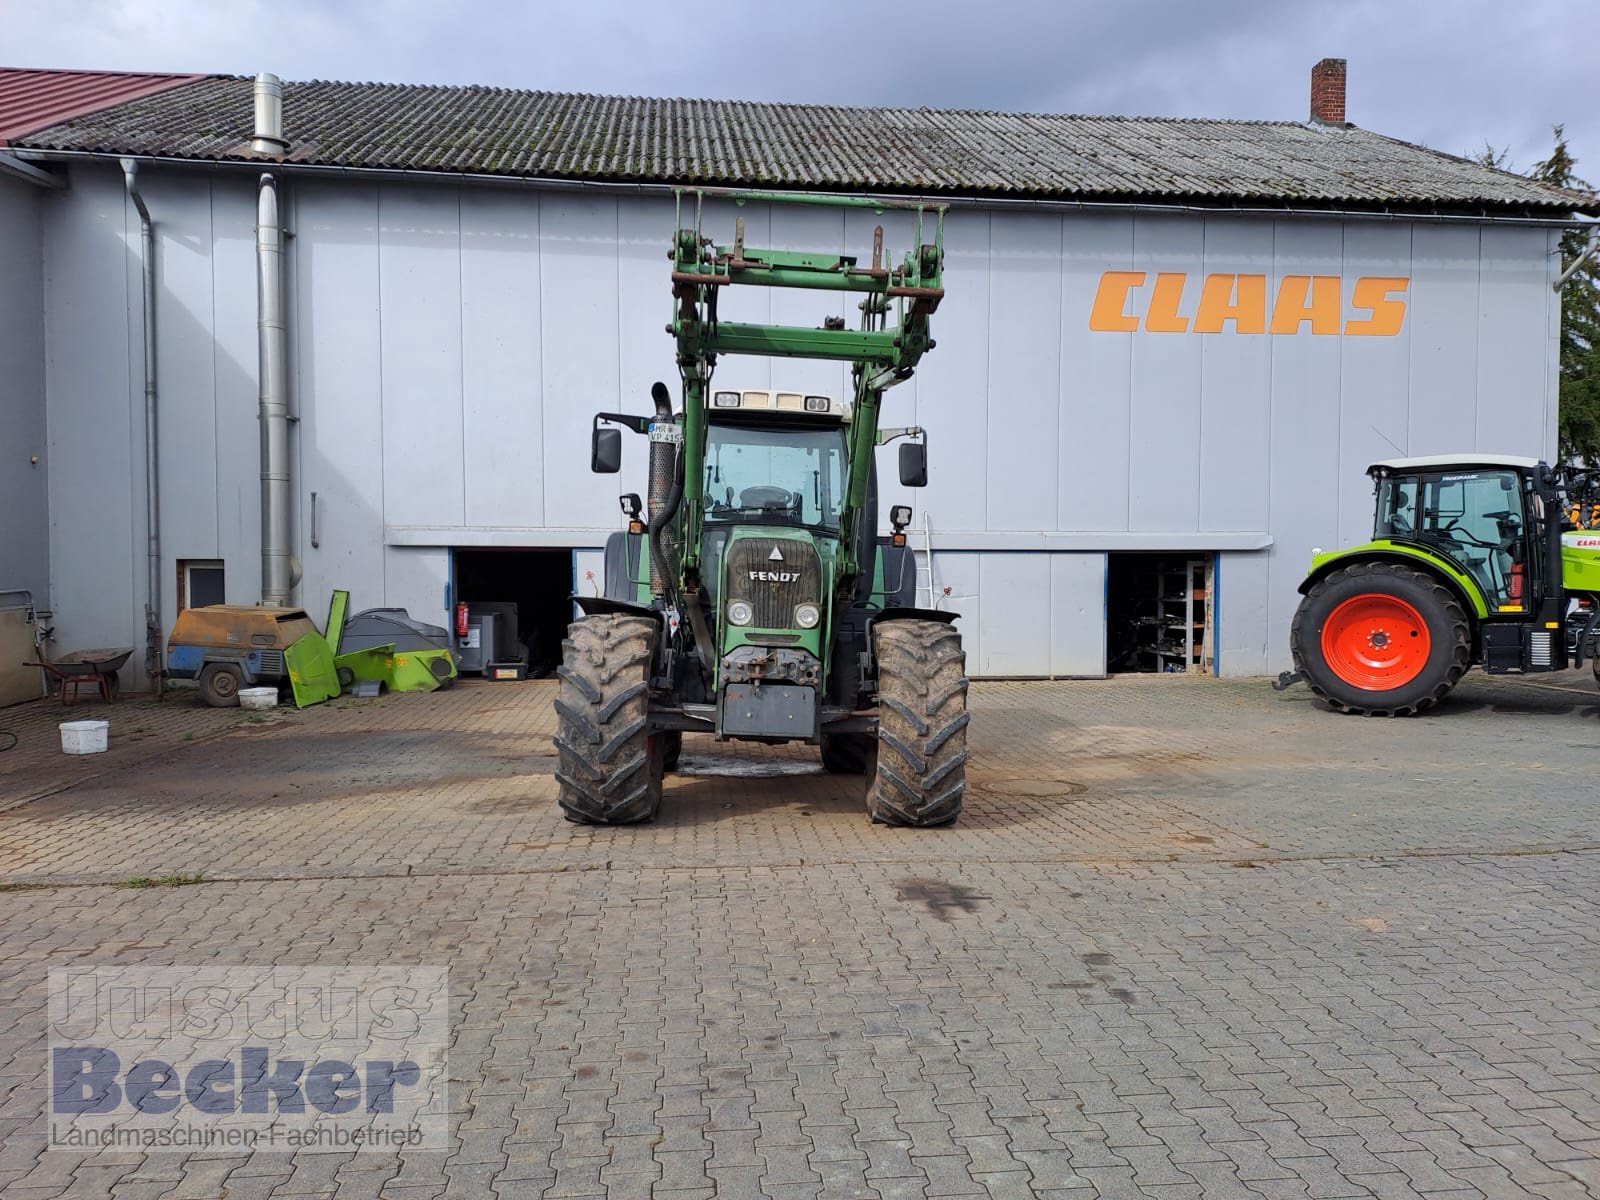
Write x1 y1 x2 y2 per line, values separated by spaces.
557 189 968 827
1279 454 1600 714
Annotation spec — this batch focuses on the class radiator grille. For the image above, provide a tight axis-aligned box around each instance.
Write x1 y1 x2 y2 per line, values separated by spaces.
257 649 285 675
1529 631 1553 667
725 537 821 629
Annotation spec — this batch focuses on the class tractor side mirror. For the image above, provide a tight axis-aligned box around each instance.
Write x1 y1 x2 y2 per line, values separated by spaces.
591 426 622 474
898 442 927 488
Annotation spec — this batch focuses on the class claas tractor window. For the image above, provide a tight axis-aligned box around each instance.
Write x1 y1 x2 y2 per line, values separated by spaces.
1376 479 1417 538
1416 471 1527 609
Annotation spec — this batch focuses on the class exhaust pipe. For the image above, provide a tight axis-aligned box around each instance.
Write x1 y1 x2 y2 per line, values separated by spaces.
646 380 679 598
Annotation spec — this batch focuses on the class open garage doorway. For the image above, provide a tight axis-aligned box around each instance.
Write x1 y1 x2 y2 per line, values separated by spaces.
1106 553 1214 675
451 549 573 678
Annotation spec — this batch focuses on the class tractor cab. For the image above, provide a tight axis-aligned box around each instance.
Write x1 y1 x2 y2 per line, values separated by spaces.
1369 455 1545 614
702 392 850 578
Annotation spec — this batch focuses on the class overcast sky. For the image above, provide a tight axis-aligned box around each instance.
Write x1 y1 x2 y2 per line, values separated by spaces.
9 0 1596 185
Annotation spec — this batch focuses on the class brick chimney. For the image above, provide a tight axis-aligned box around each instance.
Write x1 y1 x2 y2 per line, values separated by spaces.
1310 58 1347 125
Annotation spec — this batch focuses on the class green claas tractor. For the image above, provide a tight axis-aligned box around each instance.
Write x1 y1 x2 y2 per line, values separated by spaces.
1279 455 1600 714
556 189 969 826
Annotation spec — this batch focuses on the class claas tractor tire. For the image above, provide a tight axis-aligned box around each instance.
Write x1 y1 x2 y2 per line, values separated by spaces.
554 614 665 824
1291 561 1470 716
867 620 969 826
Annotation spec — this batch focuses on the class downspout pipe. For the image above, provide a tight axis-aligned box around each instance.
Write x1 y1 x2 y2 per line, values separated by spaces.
122 158 163 696
257 170 293 606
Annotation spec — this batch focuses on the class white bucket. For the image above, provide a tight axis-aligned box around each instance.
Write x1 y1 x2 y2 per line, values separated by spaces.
60 719 109 755
239 687 279 711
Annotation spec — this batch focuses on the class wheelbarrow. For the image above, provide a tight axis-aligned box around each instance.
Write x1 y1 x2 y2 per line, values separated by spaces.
25 648 133 705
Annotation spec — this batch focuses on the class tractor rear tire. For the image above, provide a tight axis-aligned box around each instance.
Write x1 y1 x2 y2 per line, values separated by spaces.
867 620 969 826
662 731 683 773
820 731 875 774
1291 561 1470 716
554 614 665 824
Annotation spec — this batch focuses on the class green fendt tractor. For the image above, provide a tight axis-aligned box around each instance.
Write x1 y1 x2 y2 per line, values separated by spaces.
1279 455 1600 714
555 190 969 826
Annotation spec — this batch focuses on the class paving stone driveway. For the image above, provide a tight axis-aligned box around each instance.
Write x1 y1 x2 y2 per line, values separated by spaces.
0 671 1596 1198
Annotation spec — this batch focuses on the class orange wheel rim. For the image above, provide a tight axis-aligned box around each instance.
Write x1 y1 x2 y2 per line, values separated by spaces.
1321 594 1431 690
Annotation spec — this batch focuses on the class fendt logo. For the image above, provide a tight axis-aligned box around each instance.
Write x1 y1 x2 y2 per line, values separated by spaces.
749 571 802 583
1089 272 1408 336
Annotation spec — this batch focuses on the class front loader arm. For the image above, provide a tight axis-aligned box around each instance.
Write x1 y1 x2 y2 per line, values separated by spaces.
668 189 945 589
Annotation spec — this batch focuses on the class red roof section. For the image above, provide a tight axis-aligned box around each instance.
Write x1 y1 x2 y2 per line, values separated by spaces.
0 67 206 146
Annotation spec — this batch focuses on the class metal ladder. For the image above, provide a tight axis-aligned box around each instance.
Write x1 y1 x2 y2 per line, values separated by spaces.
916 512 941 609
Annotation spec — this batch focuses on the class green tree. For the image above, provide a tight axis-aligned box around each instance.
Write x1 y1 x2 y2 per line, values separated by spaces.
1473 130 1600 463
1530 129 1600 464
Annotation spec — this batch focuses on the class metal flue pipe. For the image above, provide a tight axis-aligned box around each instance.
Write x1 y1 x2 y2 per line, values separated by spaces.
251 73 287 155
122 158 163 695
256 171 293 606
253 73 295 606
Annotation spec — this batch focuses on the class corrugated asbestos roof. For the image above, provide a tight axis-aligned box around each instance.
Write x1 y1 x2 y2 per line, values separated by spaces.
10 73 1598 215
0 67 205 145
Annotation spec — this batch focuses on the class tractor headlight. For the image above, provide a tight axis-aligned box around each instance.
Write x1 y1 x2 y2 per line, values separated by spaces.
727 600 754 626
794 603 821 629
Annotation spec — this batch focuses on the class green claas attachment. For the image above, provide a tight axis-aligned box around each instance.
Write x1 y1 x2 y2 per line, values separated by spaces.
556 189 968 825
1278 455 1600 714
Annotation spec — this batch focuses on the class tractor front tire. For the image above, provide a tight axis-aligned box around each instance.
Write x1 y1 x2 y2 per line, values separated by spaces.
867 620 969 826
820 731 875 774
554 614 665 824
1291 561 1470 716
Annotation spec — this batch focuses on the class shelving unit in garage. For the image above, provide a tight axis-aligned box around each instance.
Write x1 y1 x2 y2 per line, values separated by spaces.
1151 559 1211 674
1108 553 1214 675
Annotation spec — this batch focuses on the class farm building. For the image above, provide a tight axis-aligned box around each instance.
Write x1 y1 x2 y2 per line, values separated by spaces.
2 60 1596 696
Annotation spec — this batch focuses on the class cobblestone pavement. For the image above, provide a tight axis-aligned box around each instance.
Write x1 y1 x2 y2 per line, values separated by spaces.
0 672 1596 1198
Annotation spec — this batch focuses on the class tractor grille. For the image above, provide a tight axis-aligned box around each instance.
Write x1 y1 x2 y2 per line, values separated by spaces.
1530 631 1554 668
725 537 821 629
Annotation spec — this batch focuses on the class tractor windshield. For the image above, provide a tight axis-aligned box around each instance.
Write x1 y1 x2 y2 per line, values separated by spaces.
1378 470 1529 610
704 422 847 532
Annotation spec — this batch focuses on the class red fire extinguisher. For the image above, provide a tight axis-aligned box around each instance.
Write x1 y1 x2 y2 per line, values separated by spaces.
455 601 469 637
1508 562 1524 606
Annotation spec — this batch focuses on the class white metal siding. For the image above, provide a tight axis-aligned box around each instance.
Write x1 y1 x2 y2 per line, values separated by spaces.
41 168 140 658
0 174 49 604
36 165 1560 681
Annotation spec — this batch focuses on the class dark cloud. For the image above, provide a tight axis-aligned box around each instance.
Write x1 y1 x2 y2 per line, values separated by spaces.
9 0 1595 181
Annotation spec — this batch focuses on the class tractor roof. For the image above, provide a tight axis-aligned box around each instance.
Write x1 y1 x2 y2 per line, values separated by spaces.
1368 453 1544 475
